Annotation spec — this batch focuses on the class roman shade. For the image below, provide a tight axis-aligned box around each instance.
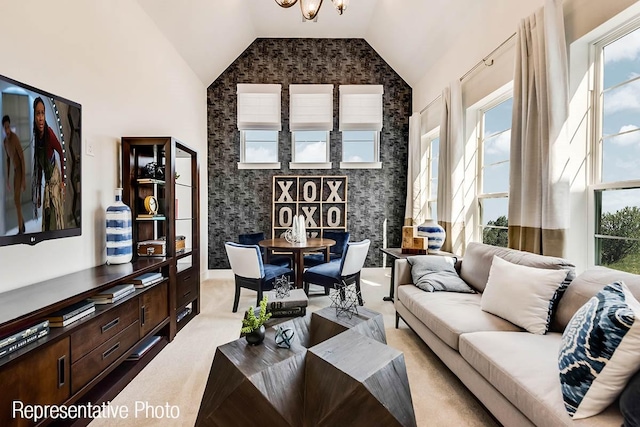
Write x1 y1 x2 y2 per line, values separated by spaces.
237 84 282 131
339 85 383 131
289 84 333 131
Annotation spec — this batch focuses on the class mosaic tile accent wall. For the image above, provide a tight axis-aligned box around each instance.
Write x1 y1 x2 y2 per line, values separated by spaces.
208 38 411 269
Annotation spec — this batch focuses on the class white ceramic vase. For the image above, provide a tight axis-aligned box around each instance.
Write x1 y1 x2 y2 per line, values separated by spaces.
417 219 446 251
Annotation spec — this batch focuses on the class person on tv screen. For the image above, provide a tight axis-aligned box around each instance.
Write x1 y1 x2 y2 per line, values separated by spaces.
3 115 26 234
32 97 65 231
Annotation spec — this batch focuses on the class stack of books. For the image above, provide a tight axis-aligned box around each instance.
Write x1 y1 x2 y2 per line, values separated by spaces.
47 300 95 327
264 289 309 318
131 272 164 289
0 320 49 359
89 284 135 304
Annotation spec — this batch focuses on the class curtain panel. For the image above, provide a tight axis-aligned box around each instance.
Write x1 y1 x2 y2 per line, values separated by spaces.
437 81 465 254
404 113 422 226
508 0 570 257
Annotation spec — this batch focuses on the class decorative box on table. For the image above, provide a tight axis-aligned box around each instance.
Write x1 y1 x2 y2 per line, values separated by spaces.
137 235 186 257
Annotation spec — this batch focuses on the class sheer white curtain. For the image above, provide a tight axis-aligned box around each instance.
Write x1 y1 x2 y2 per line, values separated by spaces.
508 0 569 256
404 112 422 226
437 81 465 254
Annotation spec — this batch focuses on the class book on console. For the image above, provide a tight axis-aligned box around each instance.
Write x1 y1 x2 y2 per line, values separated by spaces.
264 289 309 309
0 329 49 359
131 272 163 285
126 335 162 361
92 284 135 298
0 320 50 351
47 300 95 322
49 307 96 327
268 306 306 318
89 289 135 304
133 276 164 289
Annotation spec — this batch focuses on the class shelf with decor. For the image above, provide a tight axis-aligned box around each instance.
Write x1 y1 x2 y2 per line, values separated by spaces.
121 136 200 340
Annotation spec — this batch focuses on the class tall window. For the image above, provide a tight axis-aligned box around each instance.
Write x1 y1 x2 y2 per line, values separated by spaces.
339 85 383 169
289 84 333 168
237 84 281 169
592 24 640 273
419 129 439 221
477 96 513 247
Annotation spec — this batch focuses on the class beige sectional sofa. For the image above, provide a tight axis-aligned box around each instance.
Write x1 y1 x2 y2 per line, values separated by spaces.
394 242 639 427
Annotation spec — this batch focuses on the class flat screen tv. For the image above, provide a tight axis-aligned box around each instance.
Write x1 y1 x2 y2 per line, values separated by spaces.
0 74 81 246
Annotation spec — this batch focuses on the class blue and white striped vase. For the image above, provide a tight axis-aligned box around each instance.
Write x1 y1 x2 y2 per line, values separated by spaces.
417 219 446 251
106 188 133 265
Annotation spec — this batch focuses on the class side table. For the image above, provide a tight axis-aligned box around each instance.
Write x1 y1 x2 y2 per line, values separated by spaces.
380 247 454 302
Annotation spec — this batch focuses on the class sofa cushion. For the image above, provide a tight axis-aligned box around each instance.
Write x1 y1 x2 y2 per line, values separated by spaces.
460 242 575 293
459 331 623 427
559 281 640 419
407 255 475 293
480 256 569 334
552 266 640 332
397 285 521 350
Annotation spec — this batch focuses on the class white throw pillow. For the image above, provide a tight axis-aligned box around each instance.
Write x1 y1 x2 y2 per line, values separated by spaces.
480 255 569 334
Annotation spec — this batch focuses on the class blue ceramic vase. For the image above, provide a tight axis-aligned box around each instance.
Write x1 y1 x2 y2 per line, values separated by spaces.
417 219 446 251
106 188 133 265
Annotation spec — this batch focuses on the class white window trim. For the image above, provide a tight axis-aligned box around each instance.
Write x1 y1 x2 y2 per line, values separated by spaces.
588 17 640 269
339 161 382 169
466 83 513 243
420 128 439 221
340 130 381 166
289 130 331 169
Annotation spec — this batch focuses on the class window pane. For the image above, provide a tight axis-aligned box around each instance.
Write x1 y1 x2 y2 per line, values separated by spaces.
483 131 510 166
603 28 640 90
294 131 327 163
430 178 438 199
484 98 513 138
483 162 509 193
596 188 640 273
480 198 508 247
431 138 439 180
342 130 375 162
602 79 640 136
244 130 278 163
602 130 640 182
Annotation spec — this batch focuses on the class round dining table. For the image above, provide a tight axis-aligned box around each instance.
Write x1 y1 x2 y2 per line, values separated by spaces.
258 237 336 289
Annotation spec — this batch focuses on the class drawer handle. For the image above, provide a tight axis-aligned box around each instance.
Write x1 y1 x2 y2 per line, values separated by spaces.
101 318 120 333
141 306 146 326
102 342 120 360
182 291 191 299
57 356 66 388
183 275 191 281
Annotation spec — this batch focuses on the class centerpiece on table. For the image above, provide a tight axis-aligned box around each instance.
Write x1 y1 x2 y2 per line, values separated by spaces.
241 296 272 345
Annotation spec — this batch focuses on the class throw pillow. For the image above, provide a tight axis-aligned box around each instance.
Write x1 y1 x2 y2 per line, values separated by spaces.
407 256 475 293
480 255 569 334
558 281 640 419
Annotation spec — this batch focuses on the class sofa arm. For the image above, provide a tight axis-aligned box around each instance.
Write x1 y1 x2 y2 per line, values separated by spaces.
394 259 413 288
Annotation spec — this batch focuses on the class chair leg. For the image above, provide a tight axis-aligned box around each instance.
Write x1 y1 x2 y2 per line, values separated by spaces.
395 312 400 329
233 283 241 313
257 287 263 307
356 274 363 306
324 286 330 296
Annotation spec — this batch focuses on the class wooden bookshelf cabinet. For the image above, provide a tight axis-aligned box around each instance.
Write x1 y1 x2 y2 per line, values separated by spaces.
121 136 200 337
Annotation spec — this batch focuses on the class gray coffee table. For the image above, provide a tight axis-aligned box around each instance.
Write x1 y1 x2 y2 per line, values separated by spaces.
195 306 416 427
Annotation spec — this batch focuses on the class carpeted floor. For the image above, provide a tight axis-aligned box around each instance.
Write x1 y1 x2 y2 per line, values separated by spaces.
89 268 499 427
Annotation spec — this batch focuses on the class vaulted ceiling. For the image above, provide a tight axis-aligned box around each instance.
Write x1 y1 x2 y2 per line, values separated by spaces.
136 0 536 88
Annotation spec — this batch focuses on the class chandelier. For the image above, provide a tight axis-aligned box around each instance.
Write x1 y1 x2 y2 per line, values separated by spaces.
274 0 349 21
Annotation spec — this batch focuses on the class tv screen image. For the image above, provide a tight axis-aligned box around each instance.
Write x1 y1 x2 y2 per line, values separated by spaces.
0 74 81 246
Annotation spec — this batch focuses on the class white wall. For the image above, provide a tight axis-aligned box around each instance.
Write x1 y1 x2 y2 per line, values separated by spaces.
0 0 207 292
413 0 640 273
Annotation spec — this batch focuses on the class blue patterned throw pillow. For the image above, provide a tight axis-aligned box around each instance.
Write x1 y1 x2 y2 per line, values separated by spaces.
558 281 640 419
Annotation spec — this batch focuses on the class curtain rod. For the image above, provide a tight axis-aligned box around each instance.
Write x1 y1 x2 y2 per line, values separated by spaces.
419 94 442 114
459 32 517 82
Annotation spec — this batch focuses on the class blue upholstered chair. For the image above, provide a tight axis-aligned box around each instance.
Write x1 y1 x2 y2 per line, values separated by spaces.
303 230 350 268
302 239 370 305
238 232 292 268
225 242 294 312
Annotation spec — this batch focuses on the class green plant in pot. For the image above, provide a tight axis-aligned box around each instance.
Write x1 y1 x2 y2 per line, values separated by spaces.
241 296 272 345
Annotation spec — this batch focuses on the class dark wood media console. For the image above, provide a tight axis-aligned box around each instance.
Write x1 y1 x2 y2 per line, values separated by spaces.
0 258 194 427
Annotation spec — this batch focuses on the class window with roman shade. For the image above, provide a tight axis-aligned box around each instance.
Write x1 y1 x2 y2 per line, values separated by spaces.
237 83 282 169
289 84 333 169
339 85 383 169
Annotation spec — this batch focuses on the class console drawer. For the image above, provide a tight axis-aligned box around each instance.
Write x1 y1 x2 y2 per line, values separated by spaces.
71 297 139 363
176 270 198 308
71 320 139 394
